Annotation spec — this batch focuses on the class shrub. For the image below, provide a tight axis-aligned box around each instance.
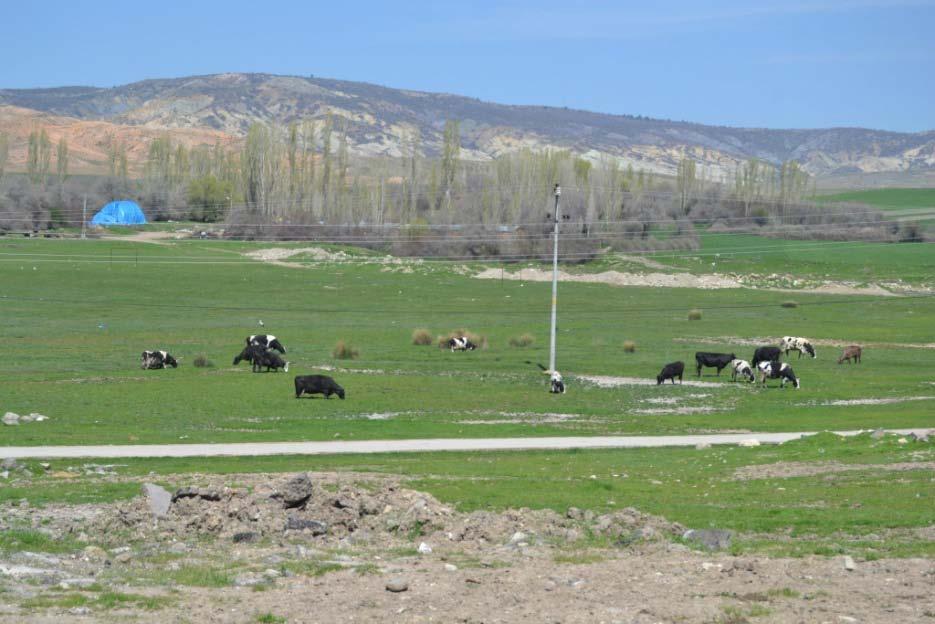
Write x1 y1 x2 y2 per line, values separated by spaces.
688 309 703 321
623 340 637 353
332 340 359 360
781 300 799 309
411 328 433 346
193 355 214 368
509 333 535 348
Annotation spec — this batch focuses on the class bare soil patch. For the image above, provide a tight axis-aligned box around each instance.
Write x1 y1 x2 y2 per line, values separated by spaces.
577 374 728 389
819 396 935 406
733 460 935 481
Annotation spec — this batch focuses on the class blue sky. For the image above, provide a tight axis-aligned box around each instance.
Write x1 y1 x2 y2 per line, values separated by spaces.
2 0 933 131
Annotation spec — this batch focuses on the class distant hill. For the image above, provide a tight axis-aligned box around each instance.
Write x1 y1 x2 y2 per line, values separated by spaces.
2 72 934 180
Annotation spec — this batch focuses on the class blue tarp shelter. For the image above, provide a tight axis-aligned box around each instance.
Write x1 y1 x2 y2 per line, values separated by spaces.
90 200 147 226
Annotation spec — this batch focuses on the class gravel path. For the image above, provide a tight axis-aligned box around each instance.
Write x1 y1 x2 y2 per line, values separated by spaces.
1 429 928 459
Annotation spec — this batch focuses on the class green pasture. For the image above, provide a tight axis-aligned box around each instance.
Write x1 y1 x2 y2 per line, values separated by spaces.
1 237 934 446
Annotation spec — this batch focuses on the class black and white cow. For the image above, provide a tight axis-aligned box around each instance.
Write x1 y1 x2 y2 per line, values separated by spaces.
757 360 800 389
657 361 685 385
247 334 286 354
141 350 178 370
780 336 816 359
549 371 566 394
695 352 736 377
752 346 782 367
447 336 476 351
295 374 345 399
730 358 755 383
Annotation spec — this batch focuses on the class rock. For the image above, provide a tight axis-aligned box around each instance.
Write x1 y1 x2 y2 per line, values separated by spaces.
417 542 432 554
0 458 18 470
82 546 109 562
39 462 50 470
0 471 7 479
682 529 733 551
141 483 172 518
30 413 47 422
18 414 34 423
843 555 856 571
385 578 409 593
897 437 908 445
566 507 583 520
167 542 190 554
277 473 314 509
68 607 92 616
114 552 132 565
172 486 221 502
3 412 19 426
263 568 281 579
233 573 264 587
738 439 760 447
870 429 886 440
232 531 258 543
285 517 328 535
444 563 458 572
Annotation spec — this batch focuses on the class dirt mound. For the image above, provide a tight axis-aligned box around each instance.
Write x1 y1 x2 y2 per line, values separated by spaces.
103 473 682 548
474 267 743 289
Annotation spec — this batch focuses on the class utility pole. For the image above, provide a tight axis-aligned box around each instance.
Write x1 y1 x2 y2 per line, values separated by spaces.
548 183 561 375
81 195 87 239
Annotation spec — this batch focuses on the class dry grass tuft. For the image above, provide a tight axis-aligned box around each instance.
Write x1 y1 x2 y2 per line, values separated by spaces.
411 328 433 346
688 309 703 321
509 333 535 348
193 355 214 368
332 340 359 360
781 300 799 308
623 340 637 353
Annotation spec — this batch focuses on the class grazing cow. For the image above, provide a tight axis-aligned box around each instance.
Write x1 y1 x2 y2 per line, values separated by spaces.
247 334 286 354
233 345 289 372
295 374 345 399
657 361 685 385
838 345 862 364
447 336 476 351
752 346 782 366
780 336 816 359
695 352 736 377
730 358 755 383
757 360 800 389
550 371 566 394
141 350 178 370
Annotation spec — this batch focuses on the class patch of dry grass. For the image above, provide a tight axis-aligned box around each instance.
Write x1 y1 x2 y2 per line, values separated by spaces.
411 328 433 346
509 333 535 348
332 340 359 360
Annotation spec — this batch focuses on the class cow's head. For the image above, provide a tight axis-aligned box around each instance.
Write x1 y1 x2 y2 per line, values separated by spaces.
233 345 253 365
165 354 178 368
336 386 346 400
804 342 816 358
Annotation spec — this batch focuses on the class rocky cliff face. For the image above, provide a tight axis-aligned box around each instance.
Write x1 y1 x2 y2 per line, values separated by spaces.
2 72 933 179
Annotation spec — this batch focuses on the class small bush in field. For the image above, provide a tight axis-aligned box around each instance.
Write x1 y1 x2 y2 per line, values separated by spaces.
332 340 359 360
781 300 799 309
623 340 636 353
688 309 702 321
412 328 433 346
509 333 535 348
193 355 214 367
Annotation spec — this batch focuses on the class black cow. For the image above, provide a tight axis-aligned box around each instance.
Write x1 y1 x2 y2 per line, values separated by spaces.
757 360 800 389
233 344 263 368
141 350 178 370
247 334 286 354
233 345 289 372
695 352 735 377
447 336 476 351
752 346 782 366
657 361 685 385
295 374 345 399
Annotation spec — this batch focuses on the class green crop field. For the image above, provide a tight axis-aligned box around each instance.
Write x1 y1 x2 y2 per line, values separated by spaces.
1 236 934 447
816 188 935 210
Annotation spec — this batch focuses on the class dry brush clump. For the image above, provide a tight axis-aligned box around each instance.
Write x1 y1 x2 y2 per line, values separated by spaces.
509 333 535 348
411 328 434 346
687 309 703 321
193 354 214 368
623 340 637 353
437 329 488 349
332 340 359 360
781 300 799 309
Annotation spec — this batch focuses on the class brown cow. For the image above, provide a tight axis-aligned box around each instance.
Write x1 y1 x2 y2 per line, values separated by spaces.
837 345 862 364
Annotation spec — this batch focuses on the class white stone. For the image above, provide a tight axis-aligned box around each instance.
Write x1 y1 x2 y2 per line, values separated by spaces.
843 556 856 571
417 542 432 554
739 439 760 447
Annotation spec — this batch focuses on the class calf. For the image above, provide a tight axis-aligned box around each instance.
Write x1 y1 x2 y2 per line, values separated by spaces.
757 360 800 389
780 336 816 359
838 345 862 364
695 352 735 377
550 371 566 394
752 346 781 366
247 334 286 354
730 358 755 383
447 336 476 351
656 361 684 385
141 350 178 370
295 374 345 399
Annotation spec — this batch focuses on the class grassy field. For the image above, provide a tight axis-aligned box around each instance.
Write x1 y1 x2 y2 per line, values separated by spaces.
1 237 934 446
816 188 935 210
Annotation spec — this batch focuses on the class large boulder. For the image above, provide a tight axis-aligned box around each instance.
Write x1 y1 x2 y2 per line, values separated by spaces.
141 483 172 518
275 474 314 509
